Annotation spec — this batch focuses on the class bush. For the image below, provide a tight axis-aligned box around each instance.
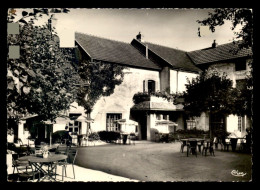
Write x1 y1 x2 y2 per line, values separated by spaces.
175 129 209 139
98 131 120 142
88 132 100 141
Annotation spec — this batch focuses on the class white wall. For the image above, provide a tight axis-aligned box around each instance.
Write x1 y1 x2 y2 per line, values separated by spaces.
91 67 160 132
170 70 198 93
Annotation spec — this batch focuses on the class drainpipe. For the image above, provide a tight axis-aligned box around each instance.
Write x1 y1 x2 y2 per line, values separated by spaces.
176 70 179 93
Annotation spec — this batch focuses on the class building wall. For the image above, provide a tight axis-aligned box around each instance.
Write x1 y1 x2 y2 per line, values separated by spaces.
90 67 160 132
200 59 252 134
160 67 170 92
195 112 210 131
206 59 251 87
170 70 198 93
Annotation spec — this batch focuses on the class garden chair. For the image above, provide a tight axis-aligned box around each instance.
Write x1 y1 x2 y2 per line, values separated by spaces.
56 149 78 181
129 133 136 145
201 140 215 156
180 140 187 153
220 138 231 151
197 140 204 153
187 140 197 157
55 144 71 155
14 159 39 182
238 138 247 152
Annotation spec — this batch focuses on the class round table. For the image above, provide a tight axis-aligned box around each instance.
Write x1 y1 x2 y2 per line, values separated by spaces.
19 154 67 181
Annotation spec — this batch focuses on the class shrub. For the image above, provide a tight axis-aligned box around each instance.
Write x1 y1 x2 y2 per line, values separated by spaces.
98 131 120 142
88 132 100 141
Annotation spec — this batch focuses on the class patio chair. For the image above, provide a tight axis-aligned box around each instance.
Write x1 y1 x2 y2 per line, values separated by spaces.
220 138 231 151
197 140 204 153
238 138 247 152
55 144 71 155
201 140 215 156
129 133 136 145
180 140 187 153
14 159 39 182
57 149 78 181
187 140 197 157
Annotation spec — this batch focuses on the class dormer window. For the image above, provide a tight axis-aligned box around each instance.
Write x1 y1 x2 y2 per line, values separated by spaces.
235 60 247 71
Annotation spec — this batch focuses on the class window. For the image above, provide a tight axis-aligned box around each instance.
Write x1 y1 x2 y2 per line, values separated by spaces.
148 80 155 93
186 119 196 130
106 113 122 132
163 114 169 120
235 60 246 71
156 114 161 120
238 116 245 132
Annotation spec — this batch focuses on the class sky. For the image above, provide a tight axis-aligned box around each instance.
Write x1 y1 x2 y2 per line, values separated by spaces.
14 8 241 51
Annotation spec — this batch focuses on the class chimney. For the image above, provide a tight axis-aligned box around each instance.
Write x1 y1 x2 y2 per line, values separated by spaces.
145 44 148 59
136 32 142 41
212 40 217 48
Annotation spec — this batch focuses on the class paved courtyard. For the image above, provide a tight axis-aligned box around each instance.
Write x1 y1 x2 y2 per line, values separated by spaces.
74 141 252 182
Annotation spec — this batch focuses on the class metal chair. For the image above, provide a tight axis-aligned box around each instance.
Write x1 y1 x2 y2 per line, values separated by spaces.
14 159 39 181
55 144 71 155
201 140 215 156
180 140 187 153
57 149 78 181
187 140 198 157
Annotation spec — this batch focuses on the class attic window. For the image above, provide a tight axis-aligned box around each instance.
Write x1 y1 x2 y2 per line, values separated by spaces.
235 60 246 71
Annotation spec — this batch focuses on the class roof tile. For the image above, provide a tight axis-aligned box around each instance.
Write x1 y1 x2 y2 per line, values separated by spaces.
187 41 252 65
75 32 161 70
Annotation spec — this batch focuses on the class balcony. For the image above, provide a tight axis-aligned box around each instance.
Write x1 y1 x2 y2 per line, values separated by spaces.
131 92 184 111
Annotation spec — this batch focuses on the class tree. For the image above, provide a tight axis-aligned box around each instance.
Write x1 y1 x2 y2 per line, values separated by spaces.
197 8 253 122
7 8 81 123
76 59 125 114
182 69 237 117
197 8 253 50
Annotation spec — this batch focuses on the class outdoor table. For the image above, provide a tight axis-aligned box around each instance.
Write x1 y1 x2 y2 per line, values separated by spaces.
180 138 204 157
18 154 67 182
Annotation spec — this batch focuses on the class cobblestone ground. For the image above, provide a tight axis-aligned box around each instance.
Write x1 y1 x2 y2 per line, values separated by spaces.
75 141 252 182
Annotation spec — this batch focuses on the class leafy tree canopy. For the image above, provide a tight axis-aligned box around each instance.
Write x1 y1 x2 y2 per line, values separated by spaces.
7 8 82 123
197 8 253 118
76 59 125 114
182 69 237 117
197 8 253 51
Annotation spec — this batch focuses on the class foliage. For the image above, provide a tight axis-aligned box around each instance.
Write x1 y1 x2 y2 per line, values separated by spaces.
197 8 253 51
52 130 68 143
212 128 230 139
132 91 183 105
7 8 82 123
182 69 237 117
76 60 125 113
88 132 100 141
98 130 120 142
197 8 253 118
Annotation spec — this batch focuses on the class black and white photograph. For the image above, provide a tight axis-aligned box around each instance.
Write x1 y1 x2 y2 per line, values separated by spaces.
5 8 253 182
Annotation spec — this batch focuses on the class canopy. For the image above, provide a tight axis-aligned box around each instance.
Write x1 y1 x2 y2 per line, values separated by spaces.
115 119 138 134
75 115 94 123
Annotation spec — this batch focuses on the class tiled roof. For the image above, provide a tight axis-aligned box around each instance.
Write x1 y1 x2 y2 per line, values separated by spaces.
75 32 161 70
135 40 201 73
187 41 252 65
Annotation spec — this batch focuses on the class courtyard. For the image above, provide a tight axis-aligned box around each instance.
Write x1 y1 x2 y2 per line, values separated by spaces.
74 141 252 182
